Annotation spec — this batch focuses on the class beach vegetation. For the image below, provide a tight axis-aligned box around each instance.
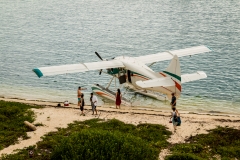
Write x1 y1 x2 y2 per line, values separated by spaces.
165 153 203 160
2 118 171 160
0 100 42 150
34 122 44 127
166 126 240 159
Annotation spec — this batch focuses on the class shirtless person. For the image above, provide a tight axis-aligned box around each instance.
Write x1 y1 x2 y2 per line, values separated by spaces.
77 86 86 107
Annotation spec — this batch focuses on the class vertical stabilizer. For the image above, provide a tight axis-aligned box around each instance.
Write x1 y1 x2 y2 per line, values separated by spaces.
162 55 182 99
165 55 181 77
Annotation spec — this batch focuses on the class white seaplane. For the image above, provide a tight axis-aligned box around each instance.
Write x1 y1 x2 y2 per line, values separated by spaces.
33 45 211 106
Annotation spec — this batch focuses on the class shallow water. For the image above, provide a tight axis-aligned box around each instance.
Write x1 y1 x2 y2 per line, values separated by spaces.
0 0 239 114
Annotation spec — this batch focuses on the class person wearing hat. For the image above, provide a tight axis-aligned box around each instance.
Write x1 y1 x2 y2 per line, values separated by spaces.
170 93 176 108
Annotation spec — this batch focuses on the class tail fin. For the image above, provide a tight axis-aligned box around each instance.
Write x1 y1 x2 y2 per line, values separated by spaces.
161 55 182 99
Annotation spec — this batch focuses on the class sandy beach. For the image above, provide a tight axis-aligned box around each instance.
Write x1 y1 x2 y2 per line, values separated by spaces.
0 97 240 159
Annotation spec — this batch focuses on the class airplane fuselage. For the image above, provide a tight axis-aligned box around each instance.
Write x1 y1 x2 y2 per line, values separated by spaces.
112 56 180 100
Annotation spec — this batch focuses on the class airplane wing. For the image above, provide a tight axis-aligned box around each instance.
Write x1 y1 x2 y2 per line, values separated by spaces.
181 71 207 83
135 45 211 64
136 77 175 88
33 60 124 78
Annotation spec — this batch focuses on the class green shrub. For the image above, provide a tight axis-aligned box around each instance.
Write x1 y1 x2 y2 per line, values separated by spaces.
51 129 158 160
218 146 240 158
2 118 171 160
165 153 203 160
0 100 41 150
169 127 240 159
134 123 170 148
34 122 44 127
80 119 171 149
170 144 204 154
82 118 136 133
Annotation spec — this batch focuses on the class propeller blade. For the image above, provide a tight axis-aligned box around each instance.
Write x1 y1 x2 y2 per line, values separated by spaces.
99 69 102 75
95 52 103 61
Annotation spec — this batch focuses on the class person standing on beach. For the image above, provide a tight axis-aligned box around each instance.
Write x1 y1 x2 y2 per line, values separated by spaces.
170 107 180 132
90 93 98 115
80 94 85 116
170 93 176 108
115 88 122 109
77 86 86 107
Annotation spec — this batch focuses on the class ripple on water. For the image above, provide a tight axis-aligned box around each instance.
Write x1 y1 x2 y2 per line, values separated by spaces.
0 0 239 114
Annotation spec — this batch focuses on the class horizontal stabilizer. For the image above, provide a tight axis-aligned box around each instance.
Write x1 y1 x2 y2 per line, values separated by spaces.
136 77 175 88
135 45 211 64
33 60 124 78
181 71 207 83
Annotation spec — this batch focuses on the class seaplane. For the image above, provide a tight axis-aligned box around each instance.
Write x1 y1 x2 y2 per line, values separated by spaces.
33 45 211 106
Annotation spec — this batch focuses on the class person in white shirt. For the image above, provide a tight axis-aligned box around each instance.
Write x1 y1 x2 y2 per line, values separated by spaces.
90 93 98 115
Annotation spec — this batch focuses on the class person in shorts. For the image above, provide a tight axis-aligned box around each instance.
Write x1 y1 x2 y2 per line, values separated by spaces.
77 86 86 107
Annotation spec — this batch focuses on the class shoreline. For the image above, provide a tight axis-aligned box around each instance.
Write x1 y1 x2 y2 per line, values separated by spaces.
0 97 240 158
1 97 239 117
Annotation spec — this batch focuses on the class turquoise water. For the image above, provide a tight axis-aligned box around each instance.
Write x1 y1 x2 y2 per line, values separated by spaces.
0 0 239 114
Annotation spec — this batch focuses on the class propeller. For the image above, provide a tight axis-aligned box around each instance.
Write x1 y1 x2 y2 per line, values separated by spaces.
95 52 103 75
95 52 103 61
95 52 115 75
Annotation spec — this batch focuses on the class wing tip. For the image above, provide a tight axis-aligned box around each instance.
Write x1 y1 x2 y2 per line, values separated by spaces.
32 69 43 78
205 45 213 52
197 71 207 78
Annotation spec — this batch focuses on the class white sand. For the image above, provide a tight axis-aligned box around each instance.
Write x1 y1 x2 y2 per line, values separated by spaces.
0 98 240 159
